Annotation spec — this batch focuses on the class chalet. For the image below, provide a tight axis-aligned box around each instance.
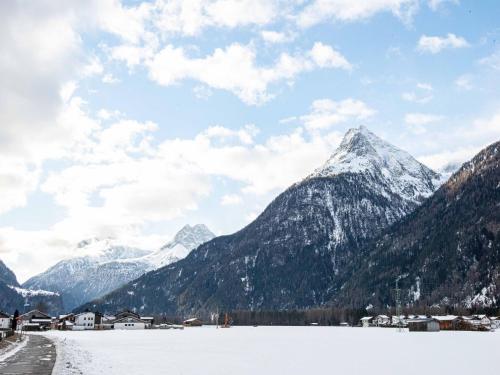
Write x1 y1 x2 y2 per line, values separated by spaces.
18 310 52 331
57 314 75 330
373 315 390 327
74 312 95 330
101 315 116 329
113 316 146 330
360 317 373 328
432 315 460 330
407 318 440 332
183 317 203 327
391 315 407 326
471 315 491 327
0 311 11 330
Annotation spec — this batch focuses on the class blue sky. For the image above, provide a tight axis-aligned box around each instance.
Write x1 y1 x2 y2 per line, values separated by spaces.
0 0 499 281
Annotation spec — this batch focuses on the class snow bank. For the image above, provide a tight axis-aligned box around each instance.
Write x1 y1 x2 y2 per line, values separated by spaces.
44 327 500 375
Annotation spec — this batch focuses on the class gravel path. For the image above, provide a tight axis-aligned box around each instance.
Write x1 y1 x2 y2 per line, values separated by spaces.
0 334 56 375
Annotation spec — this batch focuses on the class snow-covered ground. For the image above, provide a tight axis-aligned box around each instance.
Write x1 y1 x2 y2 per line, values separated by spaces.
43 327 500 375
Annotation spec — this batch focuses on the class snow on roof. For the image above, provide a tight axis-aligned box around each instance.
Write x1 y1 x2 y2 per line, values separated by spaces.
432 315 458 321
375 315 389 319
140 317 154 320
184 318 201 322
360 317 373 321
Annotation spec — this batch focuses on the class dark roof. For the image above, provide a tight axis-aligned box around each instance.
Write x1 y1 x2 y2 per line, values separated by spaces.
115 310 140 319
0 311 10 318
20 309 51 320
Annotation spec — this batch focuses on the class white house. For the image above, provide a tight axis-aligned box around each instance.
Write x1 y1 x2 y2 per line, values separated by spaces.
0 311 11 330
74 312 95 330
360 316 373 327
113 316 146 330
490 317 500 329
373 315 390 326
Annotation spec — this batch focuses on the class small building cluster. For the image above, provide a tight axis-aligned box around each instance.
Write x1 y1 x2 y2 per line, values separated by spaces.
1 308 204 334
359 314 500 332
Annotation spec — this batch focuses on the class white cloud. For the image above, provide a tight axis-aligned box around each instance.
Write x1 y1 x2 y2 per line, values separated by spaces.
153 0 281 37
260 30 296 44
416 82 433 91
300 98 376 131
478 50 500 71
102 73 120 84
455 74 473 90
402 83 434 103
427 0 459 11
296 0 418 28
146 42 350 105
405 112 444 134
193 85 213 100
220 194 243 206
417 33 470 54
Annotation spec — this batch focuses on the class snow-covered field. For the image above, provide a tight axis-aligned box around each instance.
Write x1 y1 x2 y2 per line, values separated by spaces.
43 327 500 375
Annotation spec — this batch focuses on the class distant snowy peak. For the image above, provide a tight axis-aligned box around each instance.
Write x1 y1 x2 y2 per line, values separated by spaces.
147 224 215 269
161 224 215 251
308 126 441 203
75 238 151 262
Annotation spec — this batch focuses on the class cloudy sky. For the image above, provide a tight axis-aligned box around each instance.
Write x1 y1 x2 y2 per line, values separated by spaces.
1 0 499 281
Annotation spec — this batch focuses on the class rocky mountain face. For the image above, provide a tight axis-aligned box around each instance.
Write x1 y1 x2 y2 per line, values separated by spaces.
0 260 63 315
23 225 214 311
79 127 442 316
333 140 500 309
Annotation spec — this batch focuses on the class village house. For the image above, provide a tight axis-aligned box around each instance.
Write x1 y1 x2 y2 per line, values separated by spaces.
113 316 146 330
372 315 390 327
74 312 95 330
0 311 11 330
0 311 11 338
391 315 406 326
490 317 500 329
18 310 52 331
57 314 75 330
359 316 373 327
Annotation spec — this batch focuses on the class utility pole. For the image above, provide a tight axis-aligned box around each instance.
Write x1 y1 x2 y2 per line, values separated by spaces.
395 278 403 332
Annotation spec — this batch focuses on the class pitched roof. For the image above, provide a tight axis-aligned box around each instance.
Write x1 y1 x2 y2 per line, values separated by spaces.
0 311 10 318
20 309 51 319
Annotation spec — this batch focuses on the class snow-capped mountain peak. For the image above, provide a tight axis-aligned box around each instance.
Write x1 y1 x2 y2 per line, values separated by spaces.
308 126 441 203
146 224 215 269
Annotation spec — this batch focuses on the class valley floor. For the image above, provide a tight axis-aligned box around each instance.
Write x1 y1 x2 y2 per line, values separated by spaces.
43 326 499 375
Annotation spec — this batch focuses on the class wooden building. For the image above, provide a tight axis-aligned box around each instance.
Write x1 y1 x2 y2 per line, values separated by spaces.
407 318 440 332
183 317 203 327
432 315 460 330
18 310 52 331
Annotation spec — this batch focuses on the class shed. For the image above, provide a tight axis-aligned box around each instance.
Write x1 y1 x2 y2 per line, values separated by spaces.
432 315 459 330
407 318 440 332
183 318 203 327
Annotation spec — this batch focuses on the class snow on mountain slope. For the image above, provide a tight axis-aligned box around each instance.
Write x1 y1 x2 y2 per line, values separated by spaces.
23 225 214 311
309 126 441 203
80 127 444 315
144 224 215 269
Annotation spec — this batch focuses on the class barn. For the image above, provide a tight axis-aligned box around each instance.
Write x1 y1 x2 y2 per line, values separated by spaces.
407 318 440 332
